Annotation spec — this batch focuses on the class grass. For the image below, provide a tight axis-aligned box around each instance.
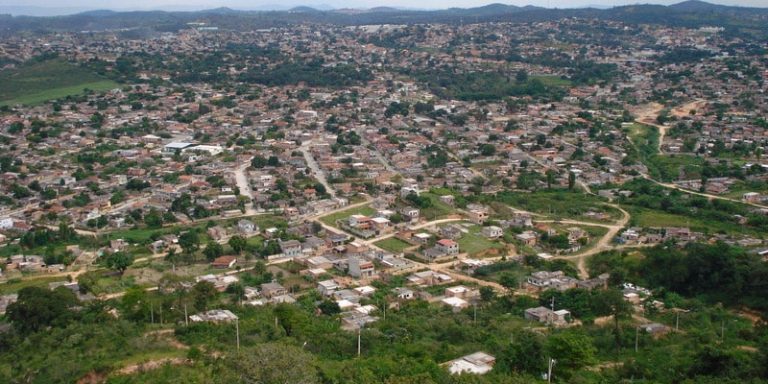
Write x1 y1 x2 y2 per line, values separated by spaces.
374 238 413 253
319 205 376 227
419 193 457 220
0 275 68 294
456 225 505 256
0 58 118 106
488 190 620 221
104 215 285 244
648 154 705 182
630 207 754 236
531 75 572 87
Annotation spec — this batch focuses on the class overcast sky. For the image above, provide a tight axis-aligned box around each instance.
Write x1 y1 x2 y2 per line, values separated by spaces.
1 0 767 14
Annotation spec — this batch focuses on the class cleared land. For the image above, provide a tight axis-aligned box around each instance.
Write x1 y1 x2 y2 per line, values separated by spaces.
0 58 118 106
374 237 412 253
319 205 376 227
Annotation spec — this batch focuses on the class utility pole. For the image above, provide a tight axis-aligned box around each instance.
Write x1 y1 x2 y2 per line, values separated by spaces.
473 304 477 324
184 303 189 326
721 319 725 341
635 327 639 353
547 358 556 383
675 311 680 332
357 326 362 357
236 318 241 352
150 303 154 324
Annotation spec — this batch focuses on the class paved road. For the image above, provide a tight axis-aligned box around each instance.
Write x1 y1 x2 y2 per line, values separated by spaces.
299 141 337 199
232 157 257 215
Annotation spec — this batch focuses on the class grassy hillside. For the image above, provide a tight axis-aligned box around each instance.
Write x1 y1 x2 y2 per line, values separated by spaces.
0 58 118 106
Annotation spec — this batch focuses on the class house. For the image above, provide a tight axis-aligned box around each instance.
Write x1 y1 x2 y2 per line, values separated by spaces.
446 352 496 375
348 214 372 229
439 225 463 240
407 270 453 286
436 239 459 255
444 285 477 299
189 309 238 323
516 231 537 246
399 206 420 222
318 279 339 296
442 296 469 311
237 219 258 235
413 232 432 244
261 282 288 298
524 306 571 325
525 271 579 291
279 240 302 257
348 256 375 278
481 226 503 239
439 195 455 206
468 209 488 225
743 192 761 203
509 212 533 228
393 287 414 300
211 255 237 269
354 285 376 296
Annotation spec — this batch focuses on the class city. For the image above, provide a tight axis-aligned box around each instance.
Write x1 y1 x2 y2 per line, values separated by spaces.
0 2 767 383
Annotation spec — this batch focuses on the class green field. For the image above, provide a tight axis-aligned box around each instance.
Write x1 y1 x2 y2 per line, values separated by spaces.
624 123 704 181
531 75 572 87
319 205 376 227
630 207 755 236
374 237 413 253
419 192 457 220
456 225 505 256
0 58 119 106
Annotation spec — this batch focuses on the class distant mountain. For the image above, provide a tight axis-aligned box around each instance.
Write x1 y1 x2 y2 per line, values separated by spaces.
289 6 323 13
77 10 118 17
669 0 733 12
0 1 766 38
367 7 401 13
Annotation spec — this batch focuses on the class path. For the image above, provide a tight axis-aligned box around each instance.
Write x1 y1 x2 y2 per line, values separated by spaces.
549 204 631 279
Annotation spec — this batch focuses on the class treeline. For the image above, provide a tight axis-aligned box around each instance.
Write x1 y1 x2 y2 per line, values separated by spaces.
410 69 567 101
589 242 768 311
240 60 373 87
619 178 768 233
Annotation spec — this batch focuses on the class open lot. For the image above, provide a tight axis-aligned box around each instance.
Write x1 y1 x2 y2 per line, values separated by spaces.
0 58 119 106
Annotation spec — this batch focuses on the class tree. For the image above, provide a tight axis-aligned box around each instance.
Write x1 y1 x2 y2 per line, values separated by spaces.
6 286 79 334
225 343 320 384
568 171 576 190
191 281 217 311
229 235 247 254
251 155 268 168
500 329 545 374
594 288 634 352
499 272 519 289
479 143 496 156
479 286 496 302
104 251 134 275
144 209 163 229
318 300 341 315
546 169 557 189
546 332 596 373
515 69 529 83
203 241 224 262
179 231 200 255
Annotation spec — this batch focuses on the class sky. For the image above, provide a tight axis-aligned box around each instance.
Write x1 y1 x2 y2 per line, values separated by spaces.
1 0 767 15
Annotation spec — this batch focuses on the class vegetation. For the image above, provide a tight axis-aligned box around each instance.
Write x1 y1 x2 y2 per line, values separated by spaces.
0 57 118 106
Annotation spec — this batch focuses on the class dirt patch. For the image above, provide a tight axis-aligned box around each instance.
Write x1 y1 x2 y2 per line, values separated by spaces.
77 371 108 384
115 357 188 375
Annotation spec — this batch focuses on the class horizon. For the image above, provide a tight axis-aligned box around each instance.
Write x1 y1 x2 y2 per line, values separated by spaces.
1 0 767 16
